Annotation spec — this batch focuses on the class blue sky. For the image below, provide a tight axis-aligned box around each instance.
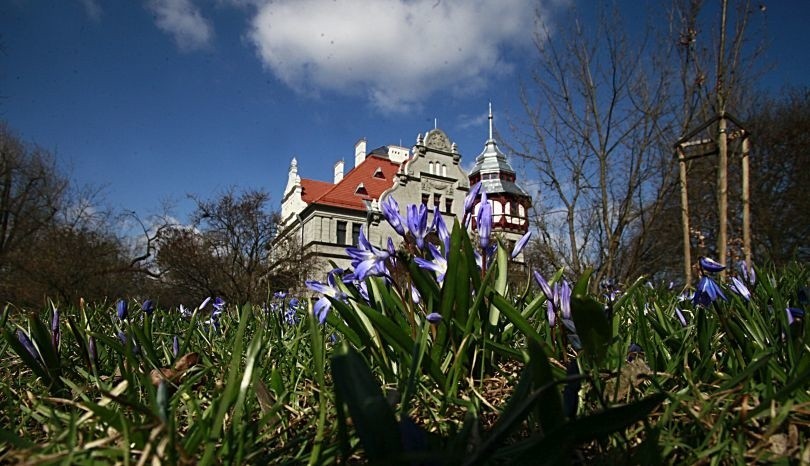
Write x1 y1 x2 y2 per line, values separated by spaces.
2 0 808 225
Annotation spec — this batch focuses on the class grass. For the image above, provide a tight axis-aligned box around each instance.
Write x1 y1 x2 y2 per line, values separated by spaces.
1 230 808 464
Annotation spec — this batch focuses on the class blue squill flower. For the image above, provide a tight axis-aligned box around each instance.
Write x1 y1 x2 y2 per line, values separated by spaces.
116 299 128 320
212 297 225 314
533 271 553 301
627 343 643 362
476 191 492 250
117 331 139 355
306 269 348 324
473 242 497 270
786 307 805 325
284 298 301 325
88 336 97 365
179 304 192 319
740 261 756 286
273 291 287 300
51 308 60 351
345 227 389 281
142 299 155 315
463 182 482 227
674 307 688 327
204 298 225 333
511 231 532 259
414 242 448 284
381 196 406 236
729 276 751 302
558 281 571 320
410 285 422 304
699 256 726 273
433 210 450 252
407 203 429 249
426 312 443 324
17 329 41 364
546 291 557 328
693 275 727 307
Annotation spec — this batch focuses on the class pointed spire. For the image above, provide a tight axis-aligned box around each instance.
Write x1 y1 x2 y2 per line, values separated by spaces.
488 102 493 141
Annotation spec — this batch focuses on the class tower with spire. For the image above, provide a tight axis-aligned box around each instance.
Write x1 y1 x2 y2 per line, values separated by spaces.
469 104 532 244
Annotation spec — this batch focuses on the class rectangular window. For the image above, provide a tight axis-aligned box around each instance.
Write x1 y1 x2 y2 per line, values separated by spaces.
433 193 441 210
336 221 347 245
445 198 453 214
352 223 361 246
421 193 430 206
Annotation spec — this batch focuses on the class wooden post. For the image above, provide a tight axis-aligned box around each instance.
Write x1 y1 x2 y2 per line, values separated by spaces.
717 115 728 277
678 147 692 285
741 135 751 269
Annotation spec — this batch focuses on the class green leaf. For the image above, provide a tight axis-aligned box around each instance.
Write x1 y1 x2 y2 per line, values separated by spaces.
331 344 402 462
571 270 611 365
488 241 509 327
490 293 544 346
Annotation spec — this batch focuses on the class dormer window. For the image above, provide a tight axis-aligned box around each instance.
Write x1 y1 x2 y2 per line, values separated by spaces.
355 183 368 196
373 167 385 179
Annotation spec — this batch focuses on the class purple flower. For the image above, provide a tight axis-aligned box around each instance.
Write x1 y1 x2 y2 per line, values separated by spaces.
274 291 287 300
474 243 497 270
787 307 805 325
627 343 643 362
433 210 450 252
117 331 139 355
414 243 448 284
116 299 128 320
345 227 389 281
463 182 482 227
558 281 571 320
546 293 557 328
511 231 532 259
410 285 422 304
476 191 492 250
381 196 406 236
533 271 553 301
141 299 155 315
426 312 443 324
179 304 192 319
692 276 727 307
740 261 756 286
212 297 225 314
729 276 751 302
51 308 60 351
88 336 97 365
674 307 688 327
17 329 40 363
699 256 726 274
306 269 348 324
407 203 429 249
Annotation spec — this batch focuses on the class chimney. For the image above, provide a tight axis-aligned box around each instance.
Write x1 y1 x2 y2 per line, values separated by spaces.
334 159 344 183
354 138 367 168
387 145 410 164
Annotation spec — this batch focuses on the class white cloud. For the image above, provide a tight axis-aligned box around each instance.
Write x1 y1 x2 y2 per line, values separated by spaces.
77 0 102 21
146 0 214 52
248 0 550 113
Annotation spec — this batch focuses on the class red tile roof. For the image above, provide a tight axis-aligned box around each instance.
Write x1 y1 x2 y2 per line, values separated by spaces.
301 154 401 211
300 179 333 204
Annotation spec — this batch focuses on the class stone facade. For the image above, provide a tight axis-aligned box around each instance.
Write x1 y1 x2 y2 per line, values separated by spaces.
275 116 531 281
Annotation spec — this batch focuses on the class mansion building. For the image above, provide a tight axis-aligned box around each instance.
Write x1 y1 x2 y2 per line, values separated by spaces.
276 108 532 279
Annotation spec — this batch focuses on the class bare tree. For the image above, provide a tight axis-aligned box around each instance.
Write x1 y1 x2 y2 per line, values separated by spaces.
512 6 672 285
156 188 305 306
746 88 810 265
0 123 68 272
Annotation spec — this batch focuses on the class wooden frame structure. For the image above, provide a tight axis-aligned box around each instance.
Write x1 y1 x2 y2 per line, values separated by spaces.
674 113 751 284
